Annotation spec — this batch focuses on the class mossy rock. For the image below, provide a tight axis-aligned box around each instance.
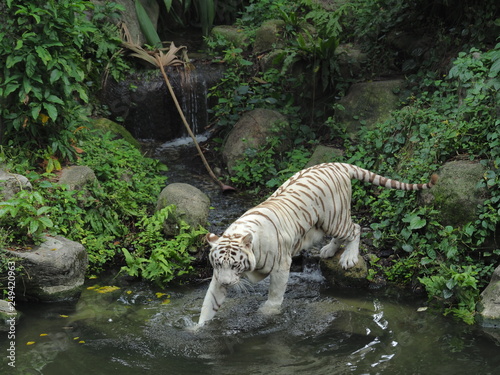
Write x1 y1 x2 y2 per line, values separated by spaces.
421 160 488 227
337 80 404 137
305 145 344 168
211 25 249 48
91 118 141 150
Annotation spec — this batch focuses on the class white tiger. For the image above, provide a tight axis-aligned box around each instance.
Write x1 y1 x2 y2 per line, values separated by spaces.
198 162 437 326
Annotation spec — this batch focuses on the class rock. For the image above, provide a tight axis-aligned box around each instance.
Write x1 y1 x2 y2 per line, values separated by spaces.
9 235 88 302
156 183 210 236
477 264 500 327
91 118 141 149
335 43 368 79
420 160 488 227
320 248 368 288
0 170 32 200
58 166 97 191
305 145 344 168
253 19 286 54
0 299 19 332
337 79 404 136
222 108 289 173
211 25 249 49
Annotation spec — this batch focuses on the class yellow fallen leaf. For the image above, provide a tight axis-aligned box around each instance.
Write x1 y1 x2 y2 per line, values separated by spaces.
50 248 57 251
95 286 120 294
26 341 35 346
39 333 48 337
161 299 171 305
126 290 132 295
88 275 98 279
155 292 166 298
73 337 80 340
60 315 69 318
87 286 97 290
78 340 85 344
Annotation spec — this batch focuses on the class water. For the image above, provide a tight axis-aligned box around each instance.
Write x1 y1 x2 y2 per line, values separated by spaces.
2 142 499 374
2 271 500 374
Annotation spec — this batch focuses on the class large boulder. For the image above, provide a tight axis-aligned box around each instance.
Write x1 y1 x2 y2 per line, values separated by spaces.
222 108 289 173
421 160 488 227
477 264 500 327
0 170 32 200
9 235 88 302
156 183 210 236
337 79 404 136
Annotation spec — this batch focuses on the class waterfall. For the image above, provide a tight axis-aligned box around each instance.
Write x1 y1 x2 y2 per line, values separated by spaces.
101 62 223 141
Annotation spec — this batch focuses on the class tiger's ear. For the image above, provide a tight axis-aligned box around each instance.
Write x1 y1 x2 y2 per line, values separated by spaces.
206 233 219 246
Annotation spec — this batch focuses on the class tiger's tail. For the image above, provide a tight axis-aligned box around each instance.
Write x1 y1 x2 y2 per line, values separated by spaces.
345 164 438 190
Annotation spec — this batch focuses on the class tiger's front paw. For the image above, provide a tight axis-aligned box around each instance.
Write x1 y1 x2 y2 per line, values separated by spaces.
258 301 281 316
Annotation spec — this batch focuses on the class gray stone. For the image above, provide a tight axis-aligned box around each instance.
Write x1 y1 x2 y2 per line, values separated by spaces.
0 170 32 200
320 249 368 288
420 160 488 227
211 25 249 48
9 235 88 302
0 299 19 332
58 166 97 191
337 80 404 136
305 145 344 168
477 264 500 327
156 183 210 236
335 43 368 79
253 19 286 54
222 108 289 173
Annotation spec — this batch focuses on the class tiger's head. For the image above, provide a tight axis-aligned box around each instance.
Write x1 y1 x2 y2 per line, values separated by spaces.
206 233 256 287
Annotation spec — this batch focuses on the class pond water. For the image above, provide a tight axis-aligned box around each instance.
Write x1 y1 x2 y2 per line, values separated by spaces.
2 270 500 375
2 142 499 374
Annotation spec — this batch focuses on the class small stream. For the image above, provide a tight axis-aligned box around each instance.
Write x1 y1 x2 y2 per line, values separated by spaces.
2 141 500 374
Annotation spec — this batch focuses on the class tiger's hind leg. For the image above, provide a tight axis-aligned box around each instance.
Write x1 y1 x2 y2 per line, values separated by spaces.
339 223 361 269
319 237 344 258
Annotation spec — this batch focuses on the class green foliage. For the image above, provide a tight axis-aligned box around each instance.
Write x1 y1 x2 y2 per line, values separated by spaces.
230 134 312 192
0 0 129 167
343 43 499 323
0 129 194 278
121 206 207 286
0 189 53 244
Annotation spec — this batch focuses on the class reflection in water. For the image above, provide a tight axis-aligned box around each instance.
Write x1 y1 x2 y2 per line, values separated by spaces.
2 266 500 375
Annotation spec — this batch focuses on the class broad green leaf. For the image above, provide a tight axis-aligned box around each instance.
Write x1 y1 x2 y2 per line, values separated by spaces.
43 103 58 121
35 46 51 65
409 215 426 230
135 0 162 47
50 69 63 84
38 216 54 228
29 220 40 235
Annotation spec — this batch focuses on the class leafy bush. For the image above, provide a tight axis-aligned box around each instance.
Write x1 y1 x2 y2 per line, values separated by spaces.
0 0 129 167
121 206 207 286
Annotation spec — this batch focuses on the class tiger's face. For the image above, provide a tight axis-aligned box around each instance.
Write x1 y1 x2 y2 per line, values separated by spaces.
206 233 256 287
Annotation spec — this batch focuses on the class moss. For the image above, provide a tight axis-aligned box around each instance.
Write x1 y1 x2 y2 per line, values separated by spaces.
91 118 141 150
